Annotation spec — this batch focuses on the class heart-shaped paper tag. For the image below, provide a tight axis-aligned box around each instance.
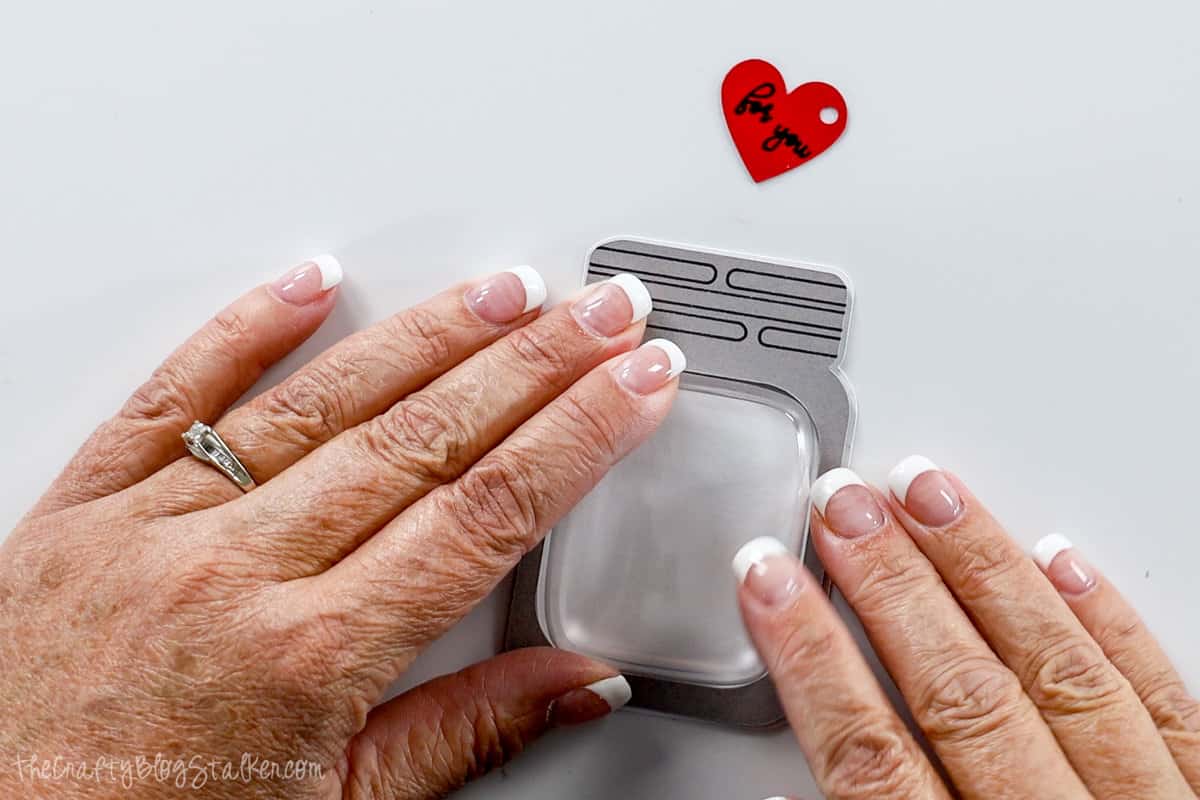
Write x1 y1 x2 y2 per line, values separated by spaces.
722 59 847 183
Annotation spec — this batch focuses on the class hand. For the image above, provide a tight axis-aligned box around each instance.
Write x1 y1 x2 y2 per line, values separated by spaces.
0 258 680 799
735 461 1200 799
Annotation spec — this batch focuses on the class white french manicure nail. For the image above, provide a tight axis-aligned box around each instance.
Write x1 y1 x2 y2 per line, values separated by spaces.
607 273 653 322
731 536 789 584
644 338 687 377
505 265 547 313
311 254 343 290
582 675 632 711
1032 533 1074 570
887 455 939 504
810 467 867 516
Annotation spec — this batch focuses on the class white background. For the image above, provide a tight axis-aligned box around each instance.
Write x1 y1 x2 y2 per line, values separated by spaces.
2 2 1198 797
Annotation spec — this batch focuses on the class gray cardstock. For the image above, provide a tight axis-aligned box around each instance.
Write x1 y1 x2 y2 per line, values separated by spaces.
505 237 855 727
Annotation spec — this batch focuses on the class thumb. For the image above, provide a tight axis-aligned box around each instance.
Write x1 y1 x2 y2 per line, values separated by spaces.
339 647 631 799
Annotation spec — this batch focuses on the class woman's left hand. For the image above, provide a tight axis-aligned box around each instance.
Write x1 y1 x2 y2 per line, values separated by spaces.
1 258 678 799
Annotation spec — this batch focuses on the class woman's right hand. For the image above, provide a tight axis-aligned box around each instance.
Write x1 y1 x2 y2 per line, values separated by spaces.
735 462 1199 799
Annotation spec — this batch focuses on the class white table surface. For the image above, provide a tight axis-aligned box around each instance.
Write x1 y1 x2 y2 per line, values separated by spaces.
2 2 1198 797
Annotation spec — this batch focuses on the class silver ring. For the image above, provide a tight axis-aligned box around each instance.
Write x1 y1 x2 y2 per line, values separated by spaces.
182 421 256 492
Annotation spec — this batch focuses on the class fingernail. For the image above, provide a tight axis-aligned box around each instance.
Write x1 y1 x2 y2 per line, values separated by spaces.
613 338 686 395
571 273 652 337
812 468 885 538
548 675 632 726
464 265 547 323
270 254 343 305
732 536 804 607
1033 533 1097 595
888 455 963 527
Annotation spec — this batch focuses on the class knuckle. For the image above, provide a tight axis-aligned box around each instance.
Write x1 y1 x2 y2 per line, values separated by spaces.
1092 609 1146 661
118 308 256 428
361 677 529 797
851 556 945 619
121 365 196 426
449 455 541 561
1141 675 1200 732
344 737 415 800
1026 635 1127 713
552 393 625 458
448 665 533 781
770 624 839 681
504 323 577 387
387 305 455 368
365 393 473 484
915 656 1027 743
208 306 253 351
821 714 928 799
950 533 1024 602
257 364 346 445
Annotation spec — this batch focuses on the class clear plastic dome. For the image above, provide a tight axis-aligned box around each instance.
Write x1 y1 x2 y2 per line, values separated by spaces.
537 374 816 687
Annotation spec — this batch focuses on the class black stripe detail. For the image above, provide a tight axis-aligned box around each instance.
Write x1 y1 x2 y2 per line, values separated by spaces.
587 268 845 318
757 326 838 358
647 309 748 342
596 245 719 277
587 259 717 286
726 266 846 291
654 298 842 338
646 323 747 343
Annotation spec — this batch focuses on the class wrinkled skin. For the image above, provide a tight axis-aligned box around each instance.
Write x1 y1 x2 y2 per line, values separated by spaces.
4 257 1197 800
736 469 1200 799
0 262 677 798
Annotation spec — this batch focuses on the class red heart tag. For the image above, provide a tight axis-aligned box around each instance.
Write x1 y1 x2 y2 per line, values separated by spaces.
722 59 847 183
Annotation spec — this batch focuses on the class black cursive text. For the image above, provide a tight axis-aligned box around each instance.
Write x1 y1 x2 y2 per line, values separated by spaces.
734 82 775 123
762 124 811 159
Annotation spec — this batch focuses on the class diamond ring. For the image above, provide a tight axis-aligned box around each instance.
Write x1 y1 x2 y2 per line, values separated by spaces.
182 421 256 492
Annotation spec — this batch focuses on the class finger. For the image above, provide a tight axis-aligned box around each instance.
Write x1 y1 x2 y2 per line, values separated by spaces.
338 648 629 799
807 469 1087 799
732 540 949 800
224 275 654 579
1033 534 1200 791
30 257 342 518
308 338 682 671
144 265 550 512
885 457 1192 798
